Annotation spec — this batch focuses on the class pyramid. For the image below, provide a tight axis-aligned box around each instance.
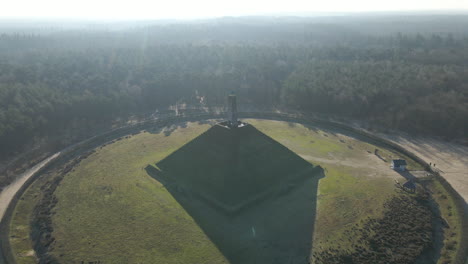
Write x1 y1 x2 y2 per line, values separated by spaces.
146 123 321 213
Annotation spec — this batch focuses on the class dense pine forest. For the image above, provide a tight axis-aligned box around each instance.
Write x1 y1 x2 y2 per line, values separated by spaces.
1 15 467 161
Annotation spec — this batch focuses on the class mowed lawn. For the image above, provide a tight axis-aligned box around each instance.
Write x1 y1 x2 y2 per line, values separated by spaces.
50 121 228 264
10 119 428 263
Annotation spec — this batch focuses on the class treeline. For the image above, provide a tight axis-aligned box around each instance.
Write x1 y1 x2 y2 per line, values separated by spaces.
282 61 468 136
0 16 467 159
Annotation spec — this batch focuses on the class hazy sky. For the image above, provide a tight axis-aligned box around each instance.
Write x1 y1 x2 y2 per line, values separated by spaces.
2 0 467 19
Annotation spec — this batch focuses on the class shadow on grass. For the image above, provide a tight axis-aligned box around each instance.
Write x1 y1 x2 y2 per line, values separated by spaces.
145 123 325 264
374 149 387 162
146 165 324 264
145 121 188 137
396 170 418 182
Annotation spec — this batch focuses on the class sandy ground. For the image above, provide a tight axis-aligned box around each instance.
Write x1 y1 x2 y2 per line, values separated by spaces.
0 153 60 224
300 153 403 179
0 153 59 264
377 133 468 203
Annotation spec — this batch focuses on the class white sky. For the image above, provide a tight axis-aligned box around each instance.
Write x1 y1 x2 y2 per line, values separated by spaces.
1 0 468 19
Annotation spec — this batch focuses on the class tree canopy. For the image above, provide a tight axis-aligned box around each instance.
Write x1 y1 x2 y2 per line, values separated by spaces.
0 15 467 159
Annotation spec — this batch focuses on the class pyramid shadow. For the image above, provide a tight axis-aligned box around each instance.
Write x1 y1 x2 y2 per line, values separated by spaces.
145 123 324 264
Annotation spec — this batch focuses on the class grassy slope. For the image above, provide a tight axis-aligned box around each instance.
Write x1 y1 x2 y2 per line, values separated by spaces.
9 119 453 263
9 174 49 264
50 122 228 264
430 179 463 264
250 119 463 261
246 119 404 252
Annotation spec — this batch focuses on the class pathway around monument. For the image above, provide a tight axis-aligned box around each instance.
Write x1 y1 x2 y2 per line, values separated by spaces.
0 111 466 264
0 153 60 263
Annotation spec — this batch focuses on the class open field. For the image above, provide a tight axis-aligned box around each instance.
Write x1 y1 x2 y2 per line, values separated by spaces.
7 119 463 263
246 120 411 251
49 122 228 264
10 121 228 264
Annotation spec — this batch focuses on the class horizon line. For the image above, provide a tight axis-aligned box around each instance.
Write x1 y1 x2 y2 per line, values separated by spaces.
1 9 468 22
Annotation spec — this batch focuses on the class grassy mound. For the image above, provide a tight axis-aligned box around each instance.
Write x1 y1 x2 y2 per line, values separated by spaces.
144 123 324 263
37 122 227 264
8 119 460 264
149 123 321 212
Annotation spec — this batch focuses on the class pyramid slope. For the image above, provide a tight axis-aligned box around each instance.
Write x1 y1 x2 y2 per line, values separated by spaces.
151 123 321 212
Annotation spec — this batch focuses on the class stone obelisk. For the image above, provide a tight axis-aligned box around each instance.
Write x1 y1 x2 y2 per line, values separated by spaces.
227 92 238 128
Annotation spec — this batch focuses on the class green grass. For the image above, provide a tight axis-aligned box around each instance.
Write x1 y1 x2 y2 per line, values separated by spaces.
247 119 424 171
429 179 463 264
9 174 49 264
9 118 444 263
247 119 403 254
313 166 395 252
50 122 228 264
247 120 352 158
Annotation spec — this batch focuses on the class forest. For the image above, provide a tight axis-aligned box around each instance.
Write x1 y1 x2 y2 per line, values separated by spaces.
0 14 467 162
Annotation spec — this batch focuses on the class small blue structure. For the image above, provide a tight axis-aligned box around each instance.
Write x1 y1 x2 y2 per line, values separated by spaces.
391 159 407 171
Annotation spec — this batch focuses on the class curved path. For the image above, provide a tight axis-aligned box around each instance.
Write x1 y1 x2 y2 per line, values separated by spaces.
0 110 466 264
377 133 468 203
0 153 60 263
0 153 60 222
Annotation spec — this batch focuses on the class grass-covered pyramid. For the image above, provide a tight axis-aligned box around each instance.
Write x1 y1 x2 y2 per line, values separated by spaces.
146 122 322 213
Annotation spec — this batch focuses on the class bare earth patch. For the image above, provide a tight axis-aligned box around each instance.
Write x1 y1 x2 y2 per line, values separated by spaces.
0 153 60 223
378 133 468 202
299 153 402 179
21 250 35 257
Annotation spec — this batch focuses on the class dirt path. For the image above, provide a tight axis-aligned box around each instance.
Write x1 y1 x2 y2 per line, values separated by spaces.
377 133 468 203
0 152 60 224
299 153 405 179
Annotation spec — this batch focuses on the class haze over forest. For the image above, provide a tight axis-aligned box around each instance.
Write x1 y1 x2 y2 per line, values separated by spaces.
0 13 467 166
